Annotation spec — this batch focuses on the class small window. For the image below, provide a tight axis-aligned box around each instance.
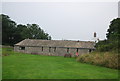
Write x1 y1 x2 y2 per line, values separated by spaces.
54 47 56 52
89 49 92 53
42 47 43 51
19 46 25 50
67 48 69 53
49 47 51 52
76 48 78 53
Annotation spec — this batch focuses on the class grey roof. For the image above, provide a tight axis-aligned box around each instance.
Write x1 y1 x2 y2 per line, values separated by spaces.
15 39 95 49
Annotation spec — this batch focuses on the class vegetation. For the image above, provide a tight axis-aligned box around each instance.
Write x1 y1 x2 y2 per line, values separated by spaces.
76 52 119 69
77 18 120 69
0 59 1 80
2 47 118 79
1 14 52 46
95 18 120 53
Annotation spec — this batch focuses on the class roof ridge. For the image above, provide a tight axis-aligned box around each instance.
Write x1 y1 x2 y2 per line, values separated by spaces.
23 39 94 43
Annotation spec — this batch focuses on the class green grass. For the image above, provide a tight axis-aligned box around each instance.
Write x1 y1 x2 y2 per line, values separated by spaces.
2 47 119 79
0 47 2 80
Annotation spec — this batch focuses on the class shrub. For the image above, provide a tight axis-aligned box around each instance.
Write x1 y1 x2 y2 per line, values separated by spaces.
76 52 119 69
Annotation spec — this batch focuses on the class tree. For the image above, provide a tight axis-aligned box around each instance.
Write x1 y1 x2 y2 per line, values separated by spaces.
1 14 52 45
14 24 28 42
106 18 120 40
2 14 17 45
14 24 52 44
106 18 120 51
96 18 120 52
26 24 51 40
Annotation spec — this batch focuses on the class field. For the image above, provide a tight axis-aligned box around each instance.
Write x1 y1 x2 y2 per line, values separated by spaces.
0 57 1 80
2 47 119 79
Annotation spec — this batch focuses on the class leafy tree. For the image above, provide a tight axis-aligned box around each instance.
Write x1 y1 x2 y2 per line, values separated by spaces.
96 18 120 53
24 24 51 40
106 18 120 51
1 14 52 45
106 18 120 40
2 14 17 45
14 24 28 42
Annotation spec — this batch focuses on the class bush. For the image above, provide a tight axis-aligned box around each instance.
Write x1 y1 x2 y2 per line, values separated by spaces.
76 52 119 69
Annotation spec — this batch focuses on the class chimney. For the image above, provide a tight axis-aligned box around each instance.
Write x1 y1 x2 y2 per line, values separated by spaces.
93 32 98 43
94 32 96 38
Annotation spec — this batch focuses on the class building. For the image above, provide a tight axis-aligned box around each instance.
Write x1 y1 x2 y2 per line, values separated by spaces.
14 39 95 57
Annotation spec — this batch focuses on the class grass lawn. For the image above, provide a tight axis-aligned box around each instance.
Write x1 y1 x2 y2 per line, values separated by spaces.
0 47 2 80
2 47 119 79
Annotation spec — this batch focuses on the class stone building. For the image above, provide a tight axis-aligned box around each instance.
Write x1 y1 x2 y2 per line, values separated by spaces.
14 39 95 57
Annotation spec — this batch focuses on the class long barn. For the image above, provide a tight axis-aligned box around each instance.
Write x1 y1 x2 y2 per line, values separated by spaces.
14 39 95 57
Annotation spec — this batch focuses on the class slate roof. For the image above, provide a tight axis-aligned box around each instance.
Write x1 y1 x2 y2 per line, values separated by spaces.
15 39 95 49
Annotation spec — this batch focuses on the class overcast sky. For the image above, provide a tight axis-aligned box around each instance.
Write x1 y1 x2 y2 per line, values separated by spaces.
2 1 118 41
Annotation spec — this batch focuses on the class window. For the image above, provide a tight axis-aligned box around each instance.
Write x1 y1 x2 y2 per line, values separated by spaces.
42 47 43 51
67 48 69 53
76 48 78 53
19 46 25 50
49 47 51 52
89 49 92 53
54 47 56 52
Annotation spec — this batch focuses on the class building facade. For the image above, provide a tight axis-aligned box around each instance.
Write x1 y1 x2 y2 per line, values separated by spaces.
14 39 95 57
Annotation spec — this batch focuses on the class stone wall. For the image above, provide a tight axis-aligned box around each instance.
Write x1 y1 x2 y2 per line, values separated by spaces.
14 45 92 57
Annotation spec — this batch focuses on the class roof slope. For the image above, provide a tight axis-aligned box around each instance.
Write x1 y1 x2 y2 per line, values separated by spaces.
15 39 95 49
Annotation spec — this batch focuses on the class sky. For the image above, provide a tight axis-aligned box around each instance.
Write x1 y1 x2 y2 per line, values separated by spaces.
1 0 118 41
118 1 120 18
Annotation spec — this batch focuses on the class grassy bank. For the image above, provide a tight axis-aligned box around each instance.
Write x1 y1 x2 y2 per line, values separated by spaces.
76 52 119 69
2 47 119 79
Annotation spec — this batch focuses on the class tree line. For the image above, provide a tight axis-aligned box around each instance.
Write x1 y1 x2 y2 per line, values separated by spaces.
95 18 120 53
1 14 52 46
